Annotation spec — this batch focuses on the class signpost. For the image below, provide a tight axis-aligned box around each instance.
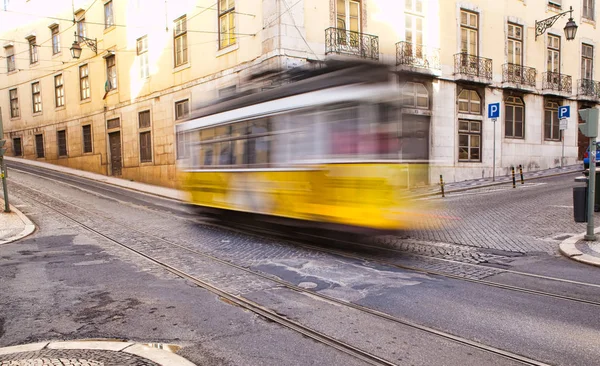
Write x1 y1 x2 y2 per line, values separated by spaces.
558 105 570 168
488 103 500 181
0 110 9 213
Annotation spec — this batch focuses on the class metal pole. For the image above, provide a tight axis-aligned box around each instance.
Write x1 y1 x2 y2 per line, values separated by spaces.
439 174 445 198
493 119 496 181
511 167 516 188
561 129 565 168
585 138 596 241
0 110 8 213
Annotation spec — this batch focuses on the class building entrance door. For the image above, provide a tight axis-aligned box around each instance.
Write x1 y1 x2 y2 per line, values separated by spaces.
108 131 122 176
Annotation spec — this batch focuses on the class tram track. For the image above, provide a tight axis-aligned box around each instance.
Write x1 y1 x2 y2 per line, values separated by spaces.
9 177 551 366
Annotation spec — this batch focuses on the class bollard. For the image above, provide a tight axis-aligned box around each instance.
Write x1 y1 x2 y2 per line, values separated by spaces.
519 164 524 184
439 174 445 198
511 167 516 188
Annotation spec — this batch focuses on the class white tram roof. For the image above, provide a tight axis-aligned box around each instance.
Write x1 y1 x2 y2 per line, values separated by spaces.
176 83 401 133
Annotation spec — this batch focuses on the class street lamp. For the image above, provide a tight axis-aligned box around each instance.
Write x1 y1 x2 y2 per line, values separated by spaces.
70 32 97 59
535 6 578 41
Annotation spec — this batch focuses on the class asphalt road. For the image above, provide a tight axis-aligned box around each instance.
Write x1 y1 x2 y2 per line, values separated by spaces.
1 162 599 365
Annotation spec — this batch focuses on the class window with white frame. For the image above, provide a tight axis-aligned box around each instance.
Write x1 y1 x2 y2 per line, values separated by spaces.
583 0 594 20
544 100 560 140
337 0 360 32
504 96 524 138
137 35 149 78
401 82 429 109
405 6 423 59
77 17 86 39
51 25 60 54
457 88 481 162
5 46 15 72
173 16 188 67
28 37 38 64
547 34 560 73
582 43 594 80
507 23 523 65
54 74 64 107
175 99 189 120
460 10 478 56
32 82 42 113
9 88 19 118
219 0 236 49
106 54 117 90
104 0 114 28
79 64 90 100
458 89 481 114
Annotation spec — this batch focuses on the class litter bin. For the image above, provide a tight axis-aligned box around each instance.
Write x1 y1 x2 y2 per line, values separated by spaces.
573 185 587 223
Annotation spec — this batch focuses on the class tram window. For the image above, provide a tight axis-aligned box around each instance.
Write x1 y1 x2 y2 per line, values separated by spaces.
201 144 214 166
217 141 233 165
326 104 360 156
231 121 248 136
215 125 230 139
289 110 315 162
201 128 215 141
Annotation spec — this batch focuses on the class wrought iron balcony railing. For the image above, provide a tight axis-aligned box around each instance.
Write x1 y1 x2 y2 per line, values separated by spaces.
454 53 492 80
325 27 379 61
395 41 440 70
542 71 572 93
577 79 600 98
502 63 537 87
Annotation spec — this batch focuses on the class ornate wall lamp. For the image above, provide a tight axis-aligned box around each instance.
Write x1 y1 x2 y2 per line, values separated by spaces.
69 32 97 59
535 6 578 41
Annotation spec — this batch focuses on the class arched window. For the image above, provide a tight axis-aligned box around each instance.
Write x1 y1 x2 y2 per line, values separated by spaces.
458 89 481 114
401 82 429 109
544 100 560 141
505 96 524 138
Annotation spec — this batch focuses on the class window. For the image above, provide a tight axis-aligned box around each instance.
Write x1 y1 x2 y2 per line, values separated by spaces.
549 0 562 7
405 13 423 54
77 17 86 39
107 118 120 129
13 137 22 156
458 120 481 162
505 96 524 138
9 89 19 118
460 10 478 56
175 99 189 120
57 130 67 157
5 46 15 72
28 37 38 64
35 134 44 158
106 54 117 90
337 0 360 32
54 74 64 107
401 82 429 109
82 125 92 153
544 100 560 140
104 0 114 28
582 44 594 80
507 23 523 65
79 64 90 100
137 36 149 78
51 25 60 54
583 0 594 19
405 0 422 12
138 110 152 163
458 89 481 114
173 16 188 67
219 0 236 49
32 82 42 113
547 35 560 73
176 131 190 160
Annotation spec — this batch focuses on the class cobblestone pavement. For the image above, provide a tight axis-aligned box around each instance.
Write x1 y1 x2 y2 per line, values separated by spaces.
0 349 158 366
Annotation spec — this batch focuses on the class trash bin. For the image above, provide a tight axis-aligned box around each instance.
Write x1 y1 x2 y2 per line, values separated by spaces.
574 186 587 223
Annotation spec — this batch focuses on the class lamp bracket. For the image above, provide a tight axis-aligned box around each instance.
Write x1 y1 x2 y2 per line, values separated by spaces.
535 6 574 40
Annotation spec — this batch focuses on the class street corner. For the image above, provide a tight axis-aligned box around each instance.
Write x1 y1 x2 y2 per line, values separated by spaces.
0 340 197 366
0 201 36 245
559 230 600 268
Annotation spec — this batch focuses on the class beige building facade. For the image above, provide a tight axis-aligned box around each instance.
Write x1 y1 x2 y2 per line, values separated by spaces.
0 0 598 186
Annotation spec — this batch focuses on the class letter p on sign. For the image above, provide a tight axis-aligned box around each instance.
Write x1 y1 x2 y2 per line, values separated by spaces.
488 102 500 119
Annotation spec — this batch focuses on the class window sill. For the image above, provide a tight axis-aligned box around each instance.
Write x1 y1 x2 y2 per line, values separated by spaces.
457 113 483 120
29 62 39 68
140 161 154 166
173 63 191 73
582 18 596 27
82 151 94 155
32 112 43 117
457 160 482 164
58 155 68 159
7 70 18 75
103 25 116 34
55 106 66 111
80 98 92 105
216 43 239 58
544 139 562 143
52 51 62 58
10 116 21 121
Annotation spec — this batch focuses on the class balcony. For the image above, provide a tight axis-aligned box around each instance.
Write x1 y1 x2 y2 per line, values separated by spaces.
325 27 379 61
541 71 572 96
453 53 492 83
577 79 600 101
395 41 440 76
501 63 537 91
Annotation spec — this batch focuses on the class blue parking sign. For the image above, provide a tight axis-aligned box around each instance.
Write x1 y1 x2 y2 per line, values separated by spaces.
558 105 570 119
488 103 500 119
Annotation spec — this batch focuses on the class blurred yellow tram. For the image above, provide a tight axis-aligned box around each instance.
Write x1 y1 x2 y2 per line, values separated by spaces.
176 61 434 234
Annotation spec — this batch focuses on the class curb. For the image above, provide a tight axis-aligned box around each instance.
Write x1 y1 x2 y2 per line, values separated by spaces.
0 339 195 366
559 228 600 268
0 202 36 245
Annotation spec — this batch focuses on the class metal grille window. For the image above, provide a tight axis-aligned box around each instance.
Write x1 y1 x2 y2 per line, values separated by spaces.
505 96 525 138
507 23 522 65
32 82 42 113
139 131 152 163
79 64 90 100
547 35 560 73
104 0 114 28
54 74 64 107
219 0 236 49
106 55 117 90
57 130 67 157
35 134 44 158
458 120 481 162
583 0 595 20
51 25 60 54
544 100 560 140
175 99 189 120
458 89 481 114
137 36 149 78
13 137 22 156
28 37 38 64
401 82 429 109
5 46 15 72
77 18 86 39
107 118 120 129
582 44 594 80
460 10 478 56
9 88 19 118
173 16 188 67
82 125 92 153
